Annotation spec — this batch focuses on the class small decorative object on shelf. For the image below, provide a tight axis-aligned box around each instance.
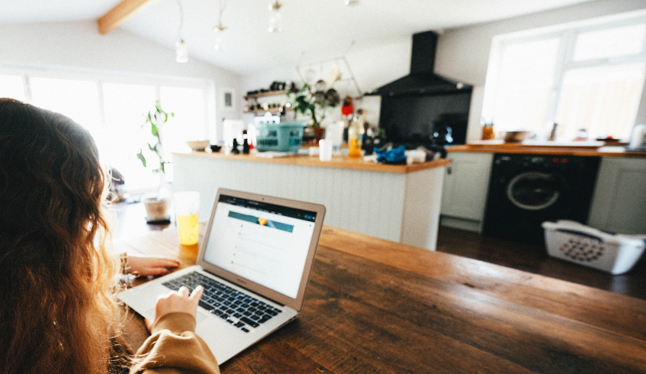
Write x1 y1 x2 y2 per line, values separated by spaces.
243 85 293 115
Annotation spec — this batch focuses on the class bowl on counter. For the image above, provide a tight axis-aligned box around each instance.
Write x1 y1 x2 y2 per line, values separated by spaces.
503 131 530 143
210 144 222 152
186 140 210 152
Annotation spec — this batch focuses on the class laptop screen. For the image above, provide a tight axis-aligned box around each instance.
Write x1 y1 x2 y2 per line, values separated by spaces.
202 194 318 299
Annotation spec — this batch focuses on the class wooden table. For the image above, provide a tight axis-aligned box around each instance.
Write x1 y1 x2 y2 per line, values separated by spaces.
116 225 646 373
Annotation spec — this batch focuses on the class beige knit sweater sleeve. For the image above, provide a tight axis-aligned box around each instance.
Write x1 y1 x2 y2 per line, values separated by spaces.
129 312 220 374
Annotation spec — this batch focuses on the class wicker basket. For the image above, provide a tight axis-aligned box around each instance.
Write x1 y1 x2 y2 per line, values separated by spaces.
542 220 645 275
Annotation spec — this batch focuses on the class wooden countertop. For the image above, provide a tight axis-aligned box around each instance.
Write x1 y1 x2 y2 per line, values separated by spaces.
116 224 646 373
174 151 450 173
448 142 646 157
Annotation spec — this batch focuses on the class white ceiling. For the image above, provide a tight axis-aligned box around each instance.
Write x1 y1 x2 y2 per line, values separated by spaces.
0 0 595 74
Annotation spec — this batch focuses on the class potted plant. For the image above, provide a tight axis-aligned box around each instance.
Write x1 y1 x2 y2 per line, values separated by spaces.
136 101 174 223
287 81 339 143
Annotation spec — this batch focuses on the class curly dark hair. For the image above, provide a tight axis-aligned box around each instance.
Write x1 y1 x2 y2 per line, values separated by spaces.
0 98 129 373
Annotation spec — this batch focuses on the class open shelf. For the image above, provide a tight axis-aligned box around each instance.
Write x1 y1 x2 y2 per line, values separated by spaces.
243 107 294 114
244 90 287 100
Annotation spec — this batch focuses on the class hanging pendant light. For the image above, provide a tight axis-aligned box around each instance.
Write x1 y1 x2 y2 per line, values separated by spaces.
175 40 189 63
268 1 282 33
175 0 188 63
213 0 227 51
213 24 227 51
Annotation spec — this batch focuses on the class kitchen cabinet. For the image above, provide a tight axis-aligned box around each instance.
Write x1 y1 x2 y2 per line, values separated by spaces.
441 152 493 233
588 157 646 234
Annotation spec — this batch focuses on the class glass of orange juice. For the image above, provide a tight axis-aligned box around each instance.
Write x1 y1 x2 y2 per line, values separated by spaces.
173 191 200 245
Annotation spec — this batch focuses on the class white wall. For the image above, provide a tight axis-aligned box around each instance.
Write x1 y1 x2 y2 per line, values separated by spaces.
241 37 411 129
435 0 646 86
0 20 243 141
242 0 646 142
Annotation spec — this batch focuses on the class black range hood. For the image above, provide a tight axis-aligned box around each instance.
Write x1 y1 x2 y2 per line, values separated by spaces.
367 31 472 97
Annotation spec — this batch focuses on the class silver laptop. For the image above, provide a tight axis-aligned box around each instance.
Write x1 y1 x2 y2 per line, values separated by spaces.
118 188 325 364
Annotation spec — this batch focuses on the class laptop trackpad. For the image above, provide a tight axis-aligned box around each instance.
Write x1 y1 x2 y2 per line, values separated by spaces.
195 310 208 323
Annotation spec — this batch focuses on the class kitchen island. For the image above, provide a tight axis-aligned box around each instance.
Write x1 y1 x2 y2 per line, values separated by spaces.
173 152 449 250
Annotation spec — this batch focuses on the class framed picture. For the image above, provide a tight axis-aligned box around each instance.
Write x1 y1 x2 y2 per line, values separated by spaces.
221 88 235 112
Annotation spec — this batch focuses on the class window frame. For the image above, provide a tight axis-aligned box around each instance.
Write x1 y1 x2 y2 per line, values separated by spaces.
0 63 217 194
482 12 646 140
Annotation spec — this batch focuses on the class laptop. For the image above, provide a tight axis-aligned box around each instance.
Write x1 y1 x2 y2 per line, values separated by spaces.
118 188 326 364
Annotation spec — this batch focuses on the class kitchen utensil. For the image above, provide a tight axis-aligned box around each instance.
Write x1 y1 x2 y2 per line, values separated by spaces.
548 123 558 141
315 79 326 91
328 65 342 85
503 131 530 143
325 89 340 105
482 124 495 140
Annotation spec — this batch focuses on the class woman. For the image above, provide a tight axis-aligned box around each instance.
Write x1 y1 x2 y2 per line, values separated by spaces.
0 99 219 374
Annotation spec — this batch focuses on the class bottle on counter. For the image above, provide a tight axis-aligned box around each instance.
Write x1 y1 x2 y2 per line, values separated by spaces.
348 116 363 158
242 130 250 154
326 120 344 154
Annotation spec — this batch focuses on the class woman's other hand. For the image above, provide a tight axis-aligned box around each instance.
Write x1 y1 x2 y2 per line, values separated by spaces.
128 254 179 276
145 286 203 332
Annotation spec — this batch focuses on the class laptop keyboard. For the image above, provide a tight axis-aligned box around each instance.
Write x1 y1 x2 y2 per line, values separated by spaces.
162 271 282 333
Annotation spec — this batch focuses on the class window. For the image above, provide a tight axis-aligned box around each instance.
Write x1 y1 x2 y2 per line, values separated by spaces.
0 68 215 193
0 75 25 100
102 83 158 191
490 38 560 133
483 14 646 140
30 78 102 135
555 63 645 139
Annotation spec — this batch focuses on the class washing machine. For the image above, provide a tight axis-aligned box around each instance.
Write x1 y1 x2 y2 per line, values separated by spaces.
482 154 600 245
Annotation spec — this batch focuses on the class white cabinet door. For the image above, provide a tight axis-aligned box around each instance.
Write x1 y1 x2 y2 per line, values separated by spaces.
588 157 646 234
441 152 493 221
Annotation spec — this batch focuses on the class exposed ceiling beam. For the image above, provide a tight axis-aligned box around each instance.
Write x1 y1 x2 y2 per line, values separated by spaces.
98 0 161 35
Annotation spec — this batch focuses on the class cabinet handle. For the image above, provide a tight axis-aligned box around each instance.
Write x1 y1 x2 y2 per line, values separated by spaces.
447 165 452 175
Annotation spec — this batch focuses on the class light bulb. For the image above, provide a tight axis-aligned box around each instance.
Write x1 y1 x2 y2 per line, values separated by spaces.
214 36 224 51
213 24 227 51
268 1 282 33
175 40 189 63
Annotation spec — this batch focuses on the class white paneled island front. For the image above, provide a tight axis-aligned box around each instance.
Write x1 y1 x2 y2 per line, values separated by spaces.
173 152 449 250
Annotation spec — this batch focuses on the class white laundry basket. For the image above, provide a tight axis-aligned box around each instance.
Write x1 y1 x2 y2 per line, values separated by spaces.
542 220 646 275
